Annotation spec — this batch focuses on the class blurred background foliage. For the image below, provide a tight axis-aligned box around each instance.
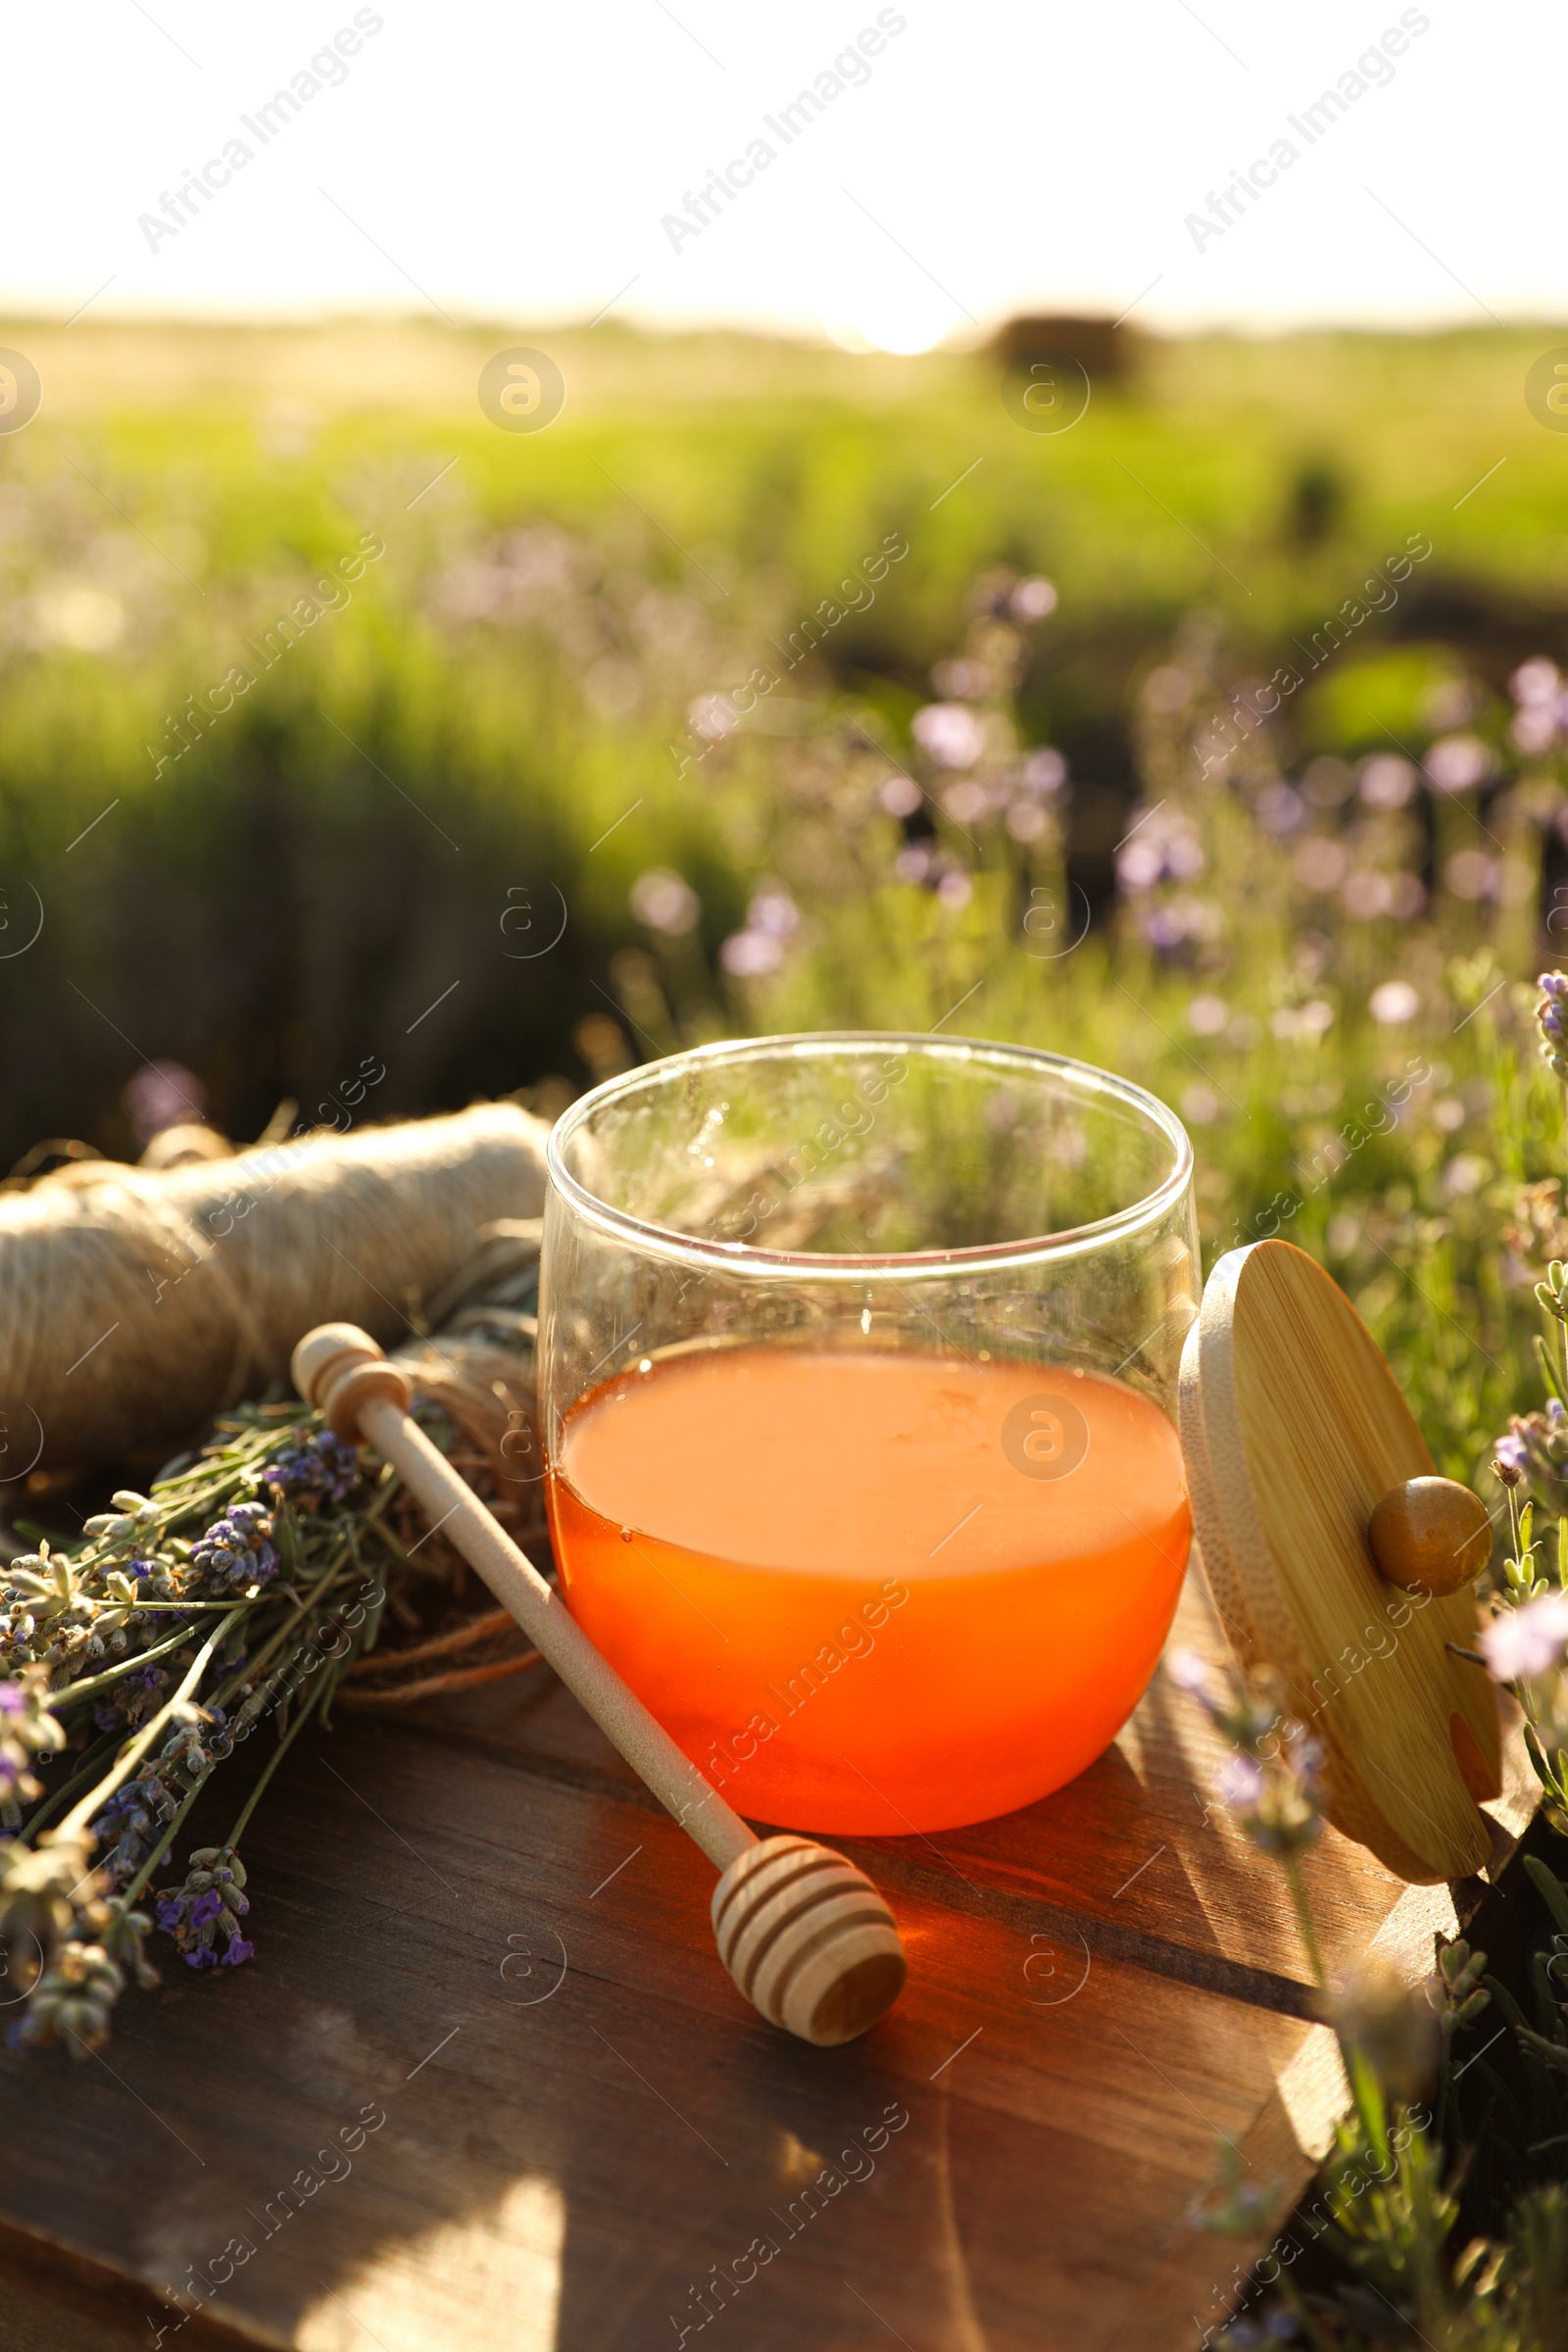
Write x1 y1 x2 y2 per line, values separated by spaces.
5 314 1568 1485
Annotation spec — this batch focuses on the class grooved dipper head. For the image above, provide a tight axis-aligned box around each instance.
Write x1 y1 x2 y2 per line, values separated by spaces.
710 1835 906 2047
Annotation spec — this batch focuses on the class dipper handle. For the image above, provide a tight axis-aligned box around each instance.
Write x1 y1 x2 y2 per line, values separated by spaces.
291 1324 906 2046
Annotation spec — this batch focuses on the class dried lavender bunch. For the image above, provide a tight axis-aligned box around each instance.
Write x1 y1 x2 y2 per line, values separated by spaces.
0 1408 455 2053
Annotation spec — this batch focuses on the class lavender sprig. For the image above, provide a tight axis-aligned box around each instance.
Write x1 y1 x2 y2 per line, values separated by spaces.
156 1846 252 1971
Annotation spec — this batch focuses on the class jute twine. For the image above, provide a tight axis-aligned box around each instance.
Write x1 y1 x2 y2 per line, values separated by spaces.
1 1103 549 1471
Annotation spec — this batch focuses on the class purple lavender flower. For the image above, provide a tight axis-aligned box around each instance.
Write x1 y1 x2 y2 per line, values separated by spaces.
1480 1592 1568 1682
156 1847 252 1972
92 1772 178 1888
189 1504 276 1593
1494 1432 1533 1479
1179 1656 1324 1858
911 703 986 769
1425 734 1495 794
1217 1753 1268 1810
261 1430 363 1506
1540 974 1568 1078
91 1786 149 1845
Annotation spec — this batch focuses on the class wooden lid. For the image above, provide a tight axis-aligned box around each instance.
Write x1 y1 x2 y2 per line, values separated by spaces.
1179 1240 1501 1885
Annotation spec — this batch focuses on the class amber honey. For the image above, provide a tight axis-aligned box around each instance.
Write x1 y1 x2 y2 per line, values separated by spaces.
547 1346 1191 1833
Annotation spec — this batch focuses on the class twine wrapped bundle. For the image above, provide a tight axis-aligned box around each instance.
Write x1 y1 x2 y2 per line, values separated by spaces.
1 1103 549 1471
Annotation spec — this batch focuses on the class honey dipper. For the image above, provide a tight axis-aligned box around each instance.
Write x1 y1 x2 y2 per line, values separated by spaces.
291 1323 907 2046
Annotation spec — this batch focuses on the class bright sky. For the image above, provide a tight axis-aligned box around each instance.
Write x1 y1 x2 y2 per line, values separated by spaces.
7 2 1559 346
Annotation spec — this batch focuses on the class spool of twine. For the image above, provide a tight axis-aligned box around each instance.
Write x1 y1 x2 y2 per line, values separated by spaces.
0 1103 549 1472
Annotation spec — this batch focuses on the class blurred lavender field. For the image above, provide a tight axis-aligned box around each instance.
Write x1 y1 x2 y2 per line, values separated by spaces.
3 314 1567 1482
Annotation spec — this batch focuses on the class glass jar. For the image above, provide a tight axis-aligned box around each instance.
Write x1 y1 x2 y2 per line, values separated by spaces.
540 1033 1198 1835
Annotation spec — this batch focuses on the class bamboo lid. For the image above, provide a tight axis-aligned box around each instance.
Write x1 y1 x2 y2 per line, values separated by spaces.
1178 1239 1502 1885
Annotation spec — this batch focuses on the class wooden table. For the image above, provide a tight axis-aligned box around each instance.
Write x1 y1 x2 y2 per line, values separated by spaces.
0 1563 1535 2352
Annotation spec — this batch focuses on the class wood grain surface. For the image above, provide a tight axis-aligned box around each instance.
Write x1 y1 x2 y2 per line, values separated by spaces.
0 1563 1536 2352
1181 1241 1502 1884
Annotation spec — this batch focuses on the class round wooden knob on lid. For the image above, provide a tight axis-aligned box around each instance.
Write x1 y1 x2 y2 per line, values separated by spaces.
1179 1240 1501 1886
1368 1477 1492 1595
